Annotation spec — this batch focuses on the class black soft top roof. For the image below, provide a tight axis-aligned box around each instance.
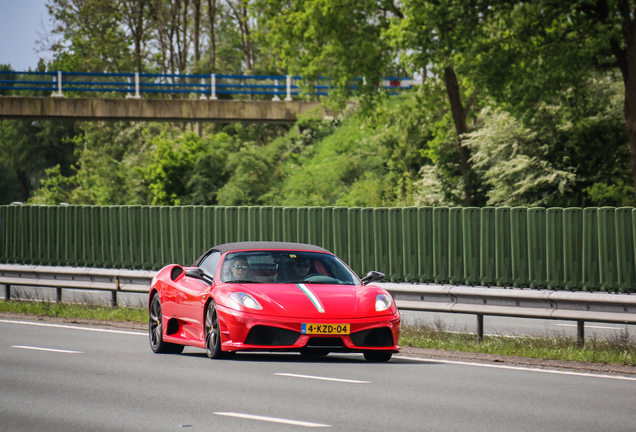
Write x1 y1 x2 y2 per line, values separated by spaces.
193 241 331 266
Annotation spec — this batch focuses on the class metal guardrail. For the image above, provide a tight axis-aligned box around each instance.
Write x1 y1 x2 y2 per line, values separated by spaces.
1 265 634 344
380 283 636 344
0 71 413 99
0 265 154 307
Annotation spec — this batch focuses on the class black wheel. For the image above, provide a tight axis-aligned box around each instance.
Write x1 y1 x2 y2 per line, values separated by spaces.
149 293 184 354
363 351 393 362
205 300 234 359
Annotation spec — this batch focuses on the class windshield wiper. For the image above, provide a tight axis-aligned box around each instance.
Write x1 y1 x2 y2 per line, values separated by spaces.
227 279 261 283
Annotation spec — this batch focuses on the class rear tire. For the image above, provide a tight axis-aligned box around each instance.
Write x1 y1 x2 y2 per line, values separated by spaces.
149 293 184 354
363 351 392 362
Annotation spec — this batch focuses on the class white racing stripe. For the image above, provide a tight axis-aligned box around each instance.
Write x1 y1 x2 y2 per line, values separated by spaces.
397 355 636 381
296 284 325 313
13 345 82 354
275 373 370 384
214 412 330 428
0 319 146 336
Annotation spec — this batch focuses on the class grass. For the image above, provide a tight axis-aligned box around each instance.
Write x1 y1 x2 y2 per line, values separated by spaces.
0 300 148 323
2 300 635 366
401 323 636 366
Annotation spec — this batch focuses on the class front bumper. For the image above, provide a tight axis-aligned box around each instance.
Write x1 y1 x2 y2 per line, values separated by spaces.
217 304 401 353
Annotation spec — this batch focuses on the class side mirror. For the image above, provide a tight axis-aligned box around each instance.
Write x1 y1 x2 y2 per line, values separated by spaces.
361 271 385 285
185 267 214 285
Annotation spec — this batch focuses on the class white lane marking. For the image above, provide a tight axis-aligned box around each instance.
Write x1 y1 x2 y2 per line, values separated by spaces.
397 355 636 381
0 319 146 336
214 412 330 428
275 373 370 384
13 345 82 354
554 324 627 330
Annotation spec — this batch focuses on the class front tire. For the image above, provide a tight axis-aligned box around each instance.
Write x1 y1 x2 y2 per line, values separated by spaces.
363 351 392 362
205 300 234 359
149 293 184 354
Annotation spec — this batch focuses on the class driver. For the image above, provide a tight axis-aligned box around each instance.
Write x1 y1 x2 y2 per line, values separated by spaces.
289 257 311 280
226 256 250 281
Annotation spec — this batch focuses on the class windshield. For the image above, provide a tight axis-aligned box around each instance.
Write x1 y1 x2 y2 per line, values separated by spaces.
220 250 359 285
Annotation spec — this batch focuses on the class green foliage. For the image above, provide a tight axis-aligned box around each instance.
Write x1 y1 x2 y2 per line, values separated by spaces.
28 165 76 205
0 120 78 204
0 300 147 323
6 0 635 209
585 181 636 207
401 324 636 366
146 132 207 205
464 108 577 206
265 93 444 207
47 0 133 72
258 0 397 107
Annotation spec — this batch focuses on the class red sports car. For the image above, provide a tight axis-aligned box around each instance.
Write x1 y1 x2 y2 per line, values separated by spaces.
148 241 400 362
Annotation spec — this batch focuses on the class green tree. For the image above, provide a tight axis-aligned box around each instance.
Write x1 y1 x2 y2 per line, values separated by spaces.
46 0 133 72
259 0 502 205
0 120 77 204
476 0 636 189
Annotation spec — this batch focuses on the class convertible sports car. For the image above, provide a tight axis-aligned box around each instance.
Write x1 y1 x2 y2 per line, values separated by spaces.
148 241 400 362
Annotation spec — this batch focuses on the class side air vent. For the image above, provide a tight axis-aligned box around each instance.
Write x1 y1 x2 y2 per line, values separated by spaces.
350 327 394 347
166 318 180 335
170 266 184 281
245 326 300 346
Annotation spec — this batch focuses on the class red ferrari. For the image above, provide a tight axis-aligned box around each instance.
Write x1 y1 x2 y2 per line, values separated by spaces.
148 241 400 362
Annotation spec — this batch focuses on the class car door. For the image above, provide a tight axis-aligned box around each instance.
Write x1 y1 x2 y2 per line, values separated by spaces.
176 251 221 338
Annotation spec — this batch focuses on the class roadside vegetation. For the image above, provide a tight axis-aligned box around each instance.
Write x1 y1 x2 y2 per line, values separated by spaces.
2 300 634 366
401 324 636 367
0 300 147 324
2 1 636 207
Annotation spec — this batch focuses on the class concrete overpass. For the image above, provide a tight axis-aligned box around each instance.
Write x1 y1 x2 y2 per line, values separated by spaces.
0 96 327 123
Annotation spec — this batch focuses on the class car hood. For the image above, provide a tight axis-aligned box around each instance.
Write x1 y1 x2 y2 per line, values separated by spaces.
223 282 365 319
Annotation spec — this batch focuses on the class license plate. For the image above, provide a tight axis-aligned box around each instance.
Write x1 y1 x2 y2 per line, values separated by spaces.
301 323 350 335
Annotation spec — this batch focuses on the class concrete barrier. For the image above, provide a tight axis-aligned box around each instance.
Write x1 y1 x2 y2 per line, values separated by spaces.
0 97 326 123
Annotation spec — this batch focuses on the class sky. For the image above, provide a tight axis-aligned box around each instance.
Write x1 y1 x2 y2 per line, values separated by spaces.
0 0 52 71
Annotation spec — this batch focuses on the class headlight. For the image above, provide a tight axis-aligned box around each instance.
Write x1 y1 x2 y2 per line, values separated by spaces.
375 294 392 312
230 292 263 310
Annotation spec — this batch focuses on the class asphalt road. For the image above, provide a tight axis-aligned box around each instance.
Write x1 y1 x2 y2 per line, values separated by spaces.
1 318 635 432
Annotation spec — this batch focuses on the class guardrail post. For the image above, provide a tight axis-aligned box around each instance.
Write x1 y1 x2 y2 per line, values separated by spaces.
56 287 62 303
477 314 484 342
112 276 120 307
272 79 281 101
52 71 64 97
134 72 141 99
4 284 10 301
577 320 585 347
200 78 208 99
211 74 218 100
285 75 293 101
126 76 133 98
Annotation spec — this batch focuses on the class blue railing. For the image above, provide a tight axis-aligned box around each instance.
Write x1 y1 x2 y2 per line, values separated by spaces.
0 71 412 100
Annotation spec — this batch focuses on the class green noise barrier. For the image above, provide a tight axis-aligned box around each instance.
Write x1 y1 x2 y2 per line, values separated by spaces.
1 205 635 292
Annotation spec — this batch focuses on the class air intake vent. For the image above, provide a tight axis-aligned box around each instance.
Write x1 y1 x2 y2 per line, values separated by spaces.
245 326 300 346
350 327 394 347
306 337 345 349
